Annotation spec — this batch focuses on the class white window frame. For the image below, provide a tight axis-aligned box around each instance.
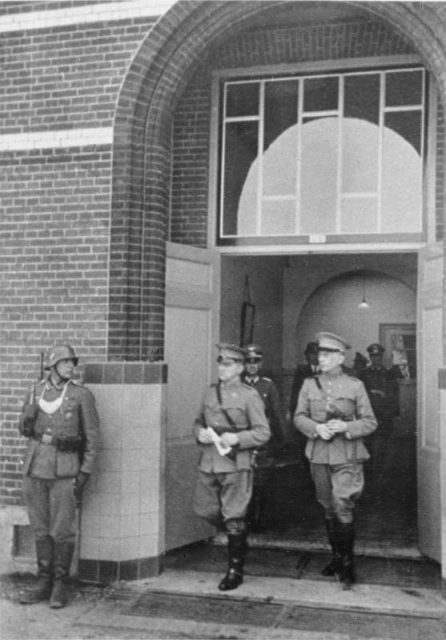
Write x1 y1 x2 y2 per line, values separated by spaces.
209 55 429 254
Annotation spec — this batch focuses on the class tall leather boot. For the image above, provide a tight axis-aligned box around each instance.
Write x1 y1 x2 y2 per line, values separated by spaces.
337 522 355 590
20 536 53 604
218 533 247 591
49 542 74 608
321 518 342 577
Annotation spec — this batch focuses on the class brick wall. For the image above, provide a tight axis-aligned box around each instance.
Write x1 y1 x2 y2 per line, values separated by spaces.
0 5 157 505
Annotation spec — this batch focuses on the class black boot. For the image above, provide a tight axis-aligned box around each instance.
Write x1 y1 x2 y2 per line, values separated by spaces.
49 542 74 608
218 533 247 591
337 522 355 590
20 537 53 604
321 519 342 577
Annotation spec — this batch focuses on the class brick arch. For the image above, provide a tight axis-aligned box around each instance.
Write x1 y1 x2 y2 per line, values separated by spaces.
108 0 446 362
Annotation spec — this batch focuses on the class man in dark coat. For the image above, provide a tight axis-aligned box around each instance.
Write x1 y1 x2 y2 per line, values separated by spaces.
359 343 399 482
242 344 285 529
289 341 320 417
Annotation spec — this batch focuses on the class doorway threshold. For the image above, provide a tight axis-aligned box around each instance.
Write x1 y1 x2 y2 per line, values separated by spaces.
211 531 423 560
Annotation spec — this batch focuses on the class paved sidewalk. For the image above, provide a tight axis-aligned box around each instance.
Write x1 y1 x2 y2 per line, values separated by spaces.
1 569 446 640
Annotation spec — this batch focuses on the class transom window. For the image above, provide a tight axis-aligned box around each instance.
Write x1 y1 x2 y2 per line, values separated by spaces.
218 67 425 243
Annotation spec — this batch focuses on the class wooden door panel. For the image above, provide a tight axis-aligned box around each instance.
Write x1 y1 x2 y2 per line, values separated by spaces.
164 242 220 551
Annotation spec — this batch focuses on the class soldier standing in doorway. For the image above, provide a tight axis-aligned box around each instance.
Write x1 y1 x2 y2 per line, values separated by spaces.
18 344 99 608
242 344 285 529
193 343 270 591
294 332 377 589
359 343 399 487
289 342 320 418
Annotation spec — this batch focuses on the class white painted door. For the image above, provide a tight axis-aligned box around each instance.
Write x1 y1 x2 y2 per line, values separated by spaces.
164 241 220 551
417 245 444 562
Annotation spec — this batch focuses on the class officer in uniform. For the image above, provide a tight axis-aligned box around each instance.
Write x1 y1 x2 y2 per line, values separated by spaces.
359 343 399 483
294 332 376 589
18 345 99 608
193 343 270 591
242 344 285 529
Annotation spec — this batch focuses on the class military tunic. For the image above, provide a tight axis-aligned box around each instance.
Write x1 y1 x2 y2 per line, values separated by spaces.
294 370 376 522
193 379 270 526
360 364 399 478
19 378 99 544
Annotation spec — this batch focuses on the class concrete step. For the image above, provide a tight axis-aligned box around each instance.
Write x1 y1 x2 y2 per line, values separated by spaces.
76 569 446 640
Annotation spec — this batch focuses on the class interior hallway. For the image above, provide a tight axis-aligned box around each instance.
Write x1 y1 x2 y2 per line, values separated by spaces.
245 425 418 558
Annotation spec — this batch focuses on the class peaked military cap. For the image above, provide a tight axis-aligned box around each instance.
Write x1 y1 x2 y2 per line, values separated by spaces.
245 344 263 360
304 341 319 355
315 332 351 353
367 343 385 355
216 343 248 362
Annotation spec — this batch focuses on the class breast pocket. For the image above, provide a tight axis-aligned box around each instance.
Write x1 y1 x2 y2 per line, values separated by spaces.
61 399 79 435
308 393 326 422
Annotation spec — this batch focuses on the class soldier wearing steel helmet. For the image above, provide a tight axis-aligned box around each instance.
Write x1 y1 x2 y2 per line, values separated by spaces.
193 343 270 591
294 332 377 589
18 344 99 608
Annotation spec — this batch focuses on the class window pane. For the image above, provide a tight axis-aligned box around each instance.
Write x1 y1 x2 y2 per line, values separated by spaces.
386 70 423 107
222 121 258 236
341 118 378 192
300 117 337 234
261 199 296 235
385 111 422 154
264 80 298 150
341 197 377 233
344 74 380 124
303 76 338 112
226 83 259 117
381 126 422 233
263 80 298 196
263 125 298 196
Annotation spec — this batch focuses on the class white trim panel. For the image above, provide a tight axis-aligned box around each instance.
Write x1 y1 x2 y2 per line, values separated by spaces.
0 0 174 33
0 127 113 151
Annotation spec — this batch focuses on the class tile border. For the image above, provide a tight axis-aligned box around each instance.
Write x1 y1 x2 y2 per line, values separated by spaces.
78 554 163 583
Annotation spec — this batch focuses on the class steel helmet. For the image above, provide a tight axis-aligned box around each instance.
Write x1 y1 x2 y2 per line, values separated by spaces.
44 344 78 370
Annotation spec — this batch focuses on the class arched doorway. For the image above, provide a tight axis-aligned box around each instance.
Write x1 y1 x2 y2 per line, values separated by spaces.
107 0 446 574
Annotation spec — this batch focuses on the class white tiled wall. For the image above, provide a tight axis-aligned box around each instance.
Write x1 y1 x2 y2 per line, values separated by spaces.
81 384 165 562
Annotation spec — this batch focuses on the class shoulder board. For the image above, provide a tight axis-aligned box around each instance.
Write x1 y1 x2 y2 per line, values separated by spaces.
72 379 85 386
261 376 272 382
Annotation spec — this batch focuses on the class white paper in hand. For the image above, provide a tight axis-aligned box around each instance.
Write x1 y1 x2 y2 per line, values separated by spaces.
206 427 232 456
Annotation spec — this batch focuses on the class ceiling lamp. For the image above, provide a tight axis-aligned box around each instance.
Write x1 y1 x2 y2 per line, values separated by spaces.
358 277 370 309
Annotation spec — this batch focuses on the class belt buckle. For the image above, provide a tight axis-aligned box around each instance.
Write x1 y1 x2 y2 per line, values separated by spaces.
41 433 53 445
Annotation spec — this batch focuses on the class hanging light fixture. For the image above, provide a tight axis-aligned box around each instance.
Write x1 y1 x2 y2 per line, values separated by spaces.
358 276 370 309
